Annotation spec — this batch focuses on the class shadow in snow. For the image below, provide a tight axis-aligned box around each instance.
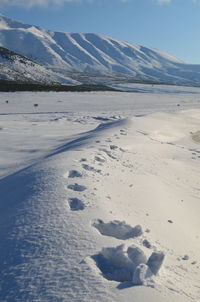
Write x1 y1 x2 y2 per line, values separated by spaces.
92 253 133 283
0 118 127 301
117 282 136 290
46 118 127 159
0 118 127 182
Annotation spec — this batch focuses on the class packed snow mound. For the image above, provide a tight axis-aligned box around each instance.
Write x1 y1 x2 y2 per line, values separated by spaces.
0 46 79 84
2 14 200 84
147 251 165 275
93 244 165 283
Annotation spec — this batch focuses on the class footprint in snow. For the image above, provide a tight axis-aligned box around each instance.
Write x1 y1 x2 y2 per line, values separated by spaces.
110 145 118 150
94 156 106 163
82 164 101 174
68 198 85 211
80 158 87 162
93 219 143 240
92 244 164 283
67 183 87 192
100 149 117 160
68 170 82 178
120 129 127 136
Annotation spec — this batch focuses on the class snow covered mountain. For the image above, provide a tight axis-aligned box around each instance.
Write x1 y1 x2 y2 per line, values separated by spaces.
0 46 79 84
1 14 200 85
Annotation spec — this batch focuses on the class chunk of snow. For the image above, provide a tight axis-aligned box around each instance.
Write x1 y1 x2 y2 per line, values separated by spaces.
147 251 165 275
132 264 149 285
143 239 152 249
127 245 147 269
101 245 133 269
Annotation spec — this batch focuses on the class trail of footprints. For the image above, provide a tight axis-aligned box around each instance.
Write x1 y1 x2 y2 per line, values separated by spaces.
65 127 128 211
64 127 163 286
65 128 168 285
66 169 85 211
63 125 199 296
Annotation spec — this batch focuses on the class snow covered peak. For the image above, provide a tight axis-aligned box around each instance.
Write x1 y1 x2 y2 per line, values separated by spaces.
0 14 37 30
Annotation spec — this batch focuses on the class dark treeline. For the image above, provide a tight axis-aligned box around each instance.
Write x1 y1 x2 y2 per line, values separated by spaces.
0 80 120 92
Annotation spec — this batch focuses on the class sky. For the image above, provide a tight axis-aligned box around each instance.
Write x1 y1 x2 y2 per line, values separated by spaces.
0 0 200 64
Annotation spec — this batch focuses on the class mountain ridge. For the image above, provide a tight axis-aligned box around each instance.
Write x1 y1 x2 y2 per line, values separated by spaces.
1 14 200 85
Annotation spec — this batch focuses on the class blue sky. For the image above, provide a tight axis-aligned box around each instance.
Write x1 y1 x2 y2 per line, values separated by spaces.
1 0 200 64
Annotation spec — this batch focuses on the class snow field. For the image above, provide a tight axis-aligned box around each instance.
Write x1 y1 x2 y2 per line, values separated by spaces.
61 111 200 300
0 89 200 302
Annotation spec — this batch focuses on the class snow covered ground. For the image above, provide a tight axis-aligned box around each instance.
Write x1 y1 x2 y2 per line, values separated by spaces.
0 85 200 302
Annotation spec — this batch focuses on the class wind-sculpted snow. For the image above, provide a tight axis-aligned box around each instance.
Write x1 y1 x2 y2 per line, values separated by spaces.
2 14 200 85
0 118 129 302
0 92 200 302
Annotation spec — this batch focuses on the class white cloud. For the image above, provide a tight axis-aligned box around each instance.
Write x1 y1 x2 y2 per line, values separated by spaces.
0 0 82 8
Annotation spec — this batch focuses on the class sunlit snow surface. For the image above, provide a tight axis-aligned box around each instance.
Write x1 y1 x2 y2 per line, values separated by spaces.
0 84 200 302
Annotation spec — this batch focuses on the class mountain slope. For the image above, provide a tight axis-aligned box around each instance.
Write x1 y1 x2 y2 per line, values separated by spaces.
0 46 79 84
1 14 200 85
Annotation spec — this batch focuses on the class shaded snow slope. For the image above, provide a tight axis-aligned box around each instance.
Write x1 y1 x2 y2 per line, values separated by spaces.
1 14 200 85
0 46 79 84
0 89 200 302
